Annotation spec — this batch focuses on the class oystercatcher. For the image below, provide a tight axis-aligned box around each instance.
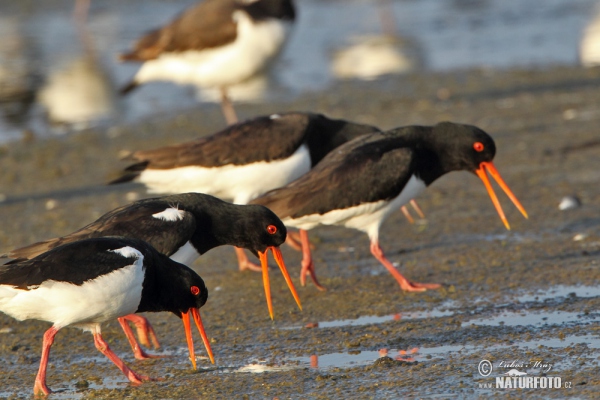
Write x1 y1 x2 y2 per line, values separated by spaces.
0 237 214 396
4 193 300 358
119 0 296 124
251 122 529 291
108 112 423 267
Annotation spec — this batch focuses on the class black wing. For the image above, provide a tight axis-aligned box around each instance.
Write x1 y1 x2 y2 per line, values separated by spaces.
7 200 197 260
252 132 417 218
124 113 314 171
0 237 149 288
120 0 238 61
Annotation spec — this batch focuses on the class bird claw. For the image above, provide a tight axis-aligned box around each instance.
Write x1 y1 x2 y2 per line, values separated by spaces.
300 260 327 291
238 260 263 272
399 281 441 292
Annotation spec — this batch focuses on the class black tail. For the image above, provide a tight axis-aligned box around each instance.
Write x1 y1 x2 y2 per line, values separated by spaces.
108 161 149 185
119 80 139 96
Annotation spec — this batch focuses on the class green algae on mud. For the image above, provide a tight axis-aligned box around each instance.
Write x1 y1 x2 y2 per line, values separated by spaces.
1 65 600 398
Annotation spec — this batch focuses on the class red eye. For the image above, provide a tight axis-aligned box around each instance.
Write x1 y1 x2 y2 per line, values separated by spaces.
191 286 200 296
473 142 484 152
267 225 277 234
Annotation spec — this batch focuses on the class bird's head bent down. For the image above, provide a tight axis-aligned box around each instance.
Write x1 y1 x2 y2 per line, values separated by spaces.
418 122 528 229
233 205 301 319
134 245 214 368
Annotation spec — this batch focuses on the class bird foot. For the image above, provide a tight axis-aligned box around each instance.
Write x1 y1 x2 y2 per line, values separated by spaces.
300 260 327 291
33 380 51 396
238 260 263 272
398 280 441 292
133 348 168 361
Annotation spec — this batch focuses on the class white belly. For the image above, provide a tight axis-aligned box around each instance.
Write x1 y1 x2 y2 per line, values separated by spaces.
138 144 311 204
283 175 427 241
0 262 145 329
170 241 201 266
135 13 292 88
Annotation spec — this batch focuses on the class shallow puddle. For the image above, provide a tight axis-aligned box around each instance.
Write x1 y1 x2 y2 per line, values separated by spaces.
516 285 600 303
462 310 600 328
279 301 457 330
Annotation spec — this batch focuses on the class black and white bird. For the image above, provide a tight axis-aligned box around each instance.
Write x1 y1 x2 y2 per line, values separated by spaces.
109 112 417 270
4 193 300 358
0 237 214 396
251 122 529 291
119 0 296 124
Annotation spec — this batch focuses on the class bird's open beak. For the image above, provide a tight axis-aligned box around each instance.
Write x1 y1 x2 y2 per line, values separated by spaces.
258 246 302 320
182 308 215 369
475 162 528 230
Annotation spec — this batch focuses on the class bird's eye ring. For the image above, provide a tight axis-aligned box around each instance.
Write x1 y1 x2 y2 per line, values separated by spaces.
473 142 484 152
267 225 277 234
191 286 200 296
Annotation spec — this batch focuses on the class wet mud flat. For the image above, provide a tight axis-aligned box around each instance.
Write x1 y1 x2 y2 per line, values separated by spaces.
1 65 600 398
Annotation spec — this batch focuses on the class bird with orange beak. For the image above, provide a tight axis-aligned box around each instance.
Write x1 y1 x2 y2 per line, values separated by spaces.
0 237 214 396
251 122 528 291
2 193 301 358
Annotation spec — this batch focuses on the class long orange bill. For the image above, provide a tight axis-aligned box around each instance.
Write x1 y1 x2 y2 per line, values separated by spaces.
269 246 302 312
258 250 273 320
258 247 303 320
475 162 529 230
191 308 215 365
182 310 197 370
182 309 215 370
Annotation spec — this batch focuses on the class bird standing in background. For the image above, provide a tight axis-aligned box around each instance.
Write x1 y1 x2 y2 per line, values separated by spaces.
251 122 528 291
0 237 214 396
119 0 296 125
109 112 394 270
3 193 301 359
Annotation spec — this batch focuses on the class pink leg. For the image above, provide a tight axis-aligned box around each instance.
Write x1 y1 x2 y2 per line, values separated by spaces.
370 240 440 292
401 206 415 224
220 87 238 125
410 199 425 219
121 314 160 349
92 331 154 384
235 247 262 272
299 230 326 291
285 231 303 251
118 316 164 360
33 326 59 396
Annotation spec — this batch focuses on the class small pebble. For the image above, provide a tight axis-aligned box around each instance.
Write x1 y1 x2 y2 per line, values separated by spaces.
573 233 588 241
0 327 14 334
559 195 581 210
45 199 57 210
126 192 140 202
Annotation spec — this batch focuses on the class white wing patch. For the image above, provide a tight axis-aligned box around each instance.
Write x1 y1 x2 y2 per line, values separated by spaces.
170 241 201 266
152 207 186 222
109 246 144 259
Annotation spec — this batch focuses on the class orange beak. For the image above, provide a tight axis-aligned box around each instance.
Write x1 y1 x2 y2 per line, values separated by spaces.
182 308 215 369
475 162 529 230
258 246 302 320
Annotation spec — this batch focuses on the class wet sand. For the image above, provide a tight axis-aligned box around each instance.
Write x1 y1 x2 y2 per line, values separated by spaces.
1 65 600 398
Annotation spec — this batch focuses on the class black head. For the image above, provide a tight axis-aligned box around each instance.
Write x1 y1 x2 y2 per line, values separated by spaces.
137 249 208 315
430 122 497 172
412 122 528 230
234 204 287 256
240 0 296 21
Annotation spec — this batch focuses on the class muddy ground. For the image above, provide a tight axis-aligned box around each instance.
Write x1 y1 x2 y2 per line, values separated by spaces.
1 65 600 398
